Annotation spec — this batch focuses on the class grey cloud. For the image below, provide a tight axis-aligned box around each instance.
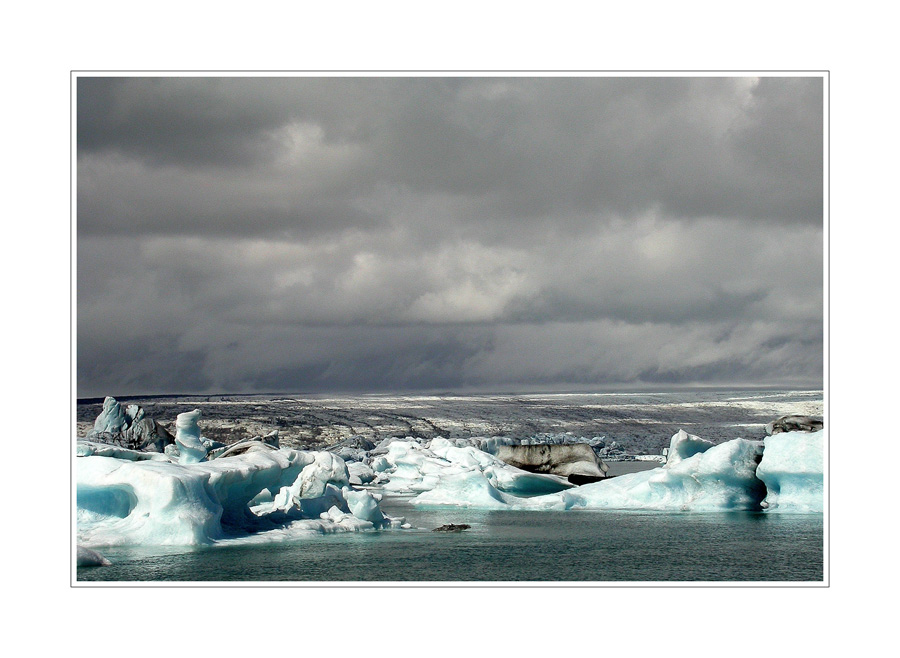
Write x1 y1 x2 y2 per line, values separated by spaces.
78 332 212 395
78 77 823 240
78 314 822 397
78 217 821 331
76 75 824 396
77 215 823 396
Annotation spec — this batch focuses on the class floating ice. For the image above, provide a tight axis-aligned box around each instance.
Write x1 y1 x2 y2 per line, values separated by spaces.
77 445 389 547
664 429 716 467
92 396 129 435
371 437 572 496
414 435 769 512
270 450 350 503
556 437 766 511
411 430 823 513
756 430 824 512
411 470 511 509
86 396 174 452
173 409 207 464
348 461 377 485
76 440 170 462
343 487 387 526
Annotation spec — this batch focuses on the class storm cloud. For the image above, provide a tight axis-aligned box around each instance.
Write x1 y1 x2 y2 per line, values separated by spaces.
76 75 824 396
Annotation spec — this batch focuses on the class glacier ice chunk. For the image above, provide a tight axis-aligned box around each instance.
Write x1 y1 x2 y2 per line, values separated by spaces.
92 396 129 435
76 440 171 462
413 436 768 512
77 445 386 546
371 438 571 496
412 470 511 509
348 461 377 485
86 396 175 452
664 429 716 467
174 409 207 464
343 486 387 526
294 451 350 499
756 430 824 512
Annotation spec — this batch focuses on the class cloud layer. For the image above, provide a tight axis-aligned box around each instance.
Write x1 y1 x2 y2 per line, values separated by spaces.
77 76 824 396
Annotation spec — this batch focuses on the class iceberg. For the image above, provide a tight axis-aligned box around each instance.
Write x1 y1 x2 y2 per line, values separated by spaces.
401 430 823 513
664 429 716 467
173 409 208 464
410 470 512 509
414 434 769 512
373 437 572 496
86 396 175 452
343 487 387 526
77 444 392 547
549 437 766 512
756 430 824 512
76 440 171 461
92 396 129 435
347 461 377 485
493 443 608 480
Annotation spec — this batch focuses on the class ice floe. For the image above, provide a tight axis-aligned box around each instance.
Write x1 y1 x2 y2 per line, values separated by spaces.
412 431 823 513
76 442 398 547
412 438 762 511
756 430 824 512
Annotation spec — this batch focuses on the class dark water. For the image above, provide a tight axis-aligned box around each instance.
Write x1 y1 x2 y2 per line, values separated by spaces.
77 498 823 583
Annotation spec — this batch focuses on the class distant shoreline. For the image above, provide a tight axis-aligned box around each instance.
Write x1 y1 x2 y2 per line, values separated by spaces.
76 387 825 406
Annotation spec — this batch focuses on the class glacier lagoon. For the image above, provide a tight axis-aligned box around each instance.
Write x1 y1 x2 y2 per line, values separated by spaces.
77 508 823 582
75 389 825 583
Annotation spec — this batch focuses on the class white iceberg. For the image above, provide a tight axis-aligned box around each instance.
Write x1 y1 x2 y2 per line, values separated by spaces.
664 429 716 467
373 437 571 496
77 395 825 554
414 435 769 512
76 440 171 462
343 487 387 526
347 461 377 485
173 409 208 464
77 444 391 547
91 396 129 435
756 430 824 512
401 430 824 513
551 437 766 511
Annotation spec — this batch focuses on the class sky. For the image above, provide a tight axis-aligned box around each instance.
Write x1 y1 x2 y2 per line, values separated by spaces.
76 75 824 397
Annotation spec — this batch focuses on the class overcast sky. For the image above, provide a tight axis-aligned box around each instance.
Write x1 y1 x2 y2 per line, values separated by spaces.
76 75 823 397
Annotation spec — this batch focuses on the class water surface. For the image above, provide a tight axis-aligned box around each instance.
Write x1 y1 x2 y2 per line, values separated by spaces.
78 498 823 583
